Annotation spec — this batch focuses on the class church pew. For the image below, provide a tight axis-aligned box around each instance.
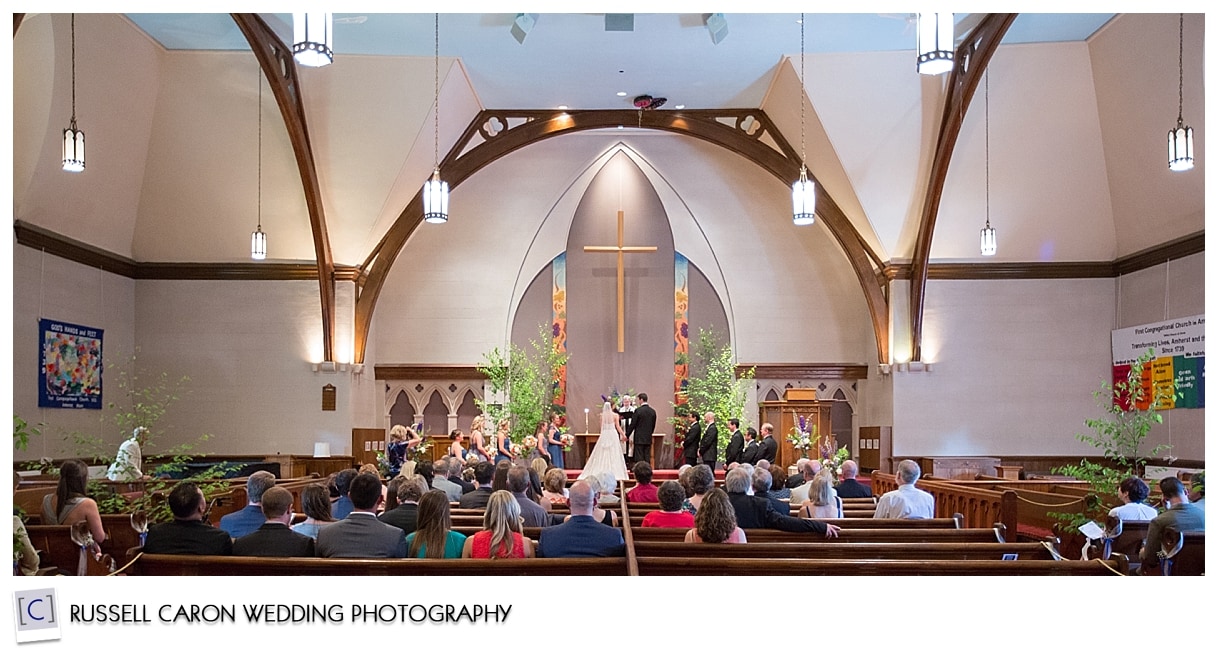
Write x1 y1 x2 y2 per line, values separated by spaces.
1152 529 1204 576
634 540 1059 561
131 554 628 576
628 515 960 529
629 526 1006 543
24 525 91 575
635 556 1128 576
872 471 1017 532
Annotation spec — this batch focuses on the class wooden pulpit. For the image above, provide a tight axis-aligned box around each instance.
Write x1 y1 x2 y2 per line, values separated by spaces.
759 388 831 471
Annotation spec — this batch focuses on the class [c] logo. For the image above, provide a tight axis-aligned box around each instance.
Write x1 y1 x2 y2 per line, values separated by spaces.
13 588 61 643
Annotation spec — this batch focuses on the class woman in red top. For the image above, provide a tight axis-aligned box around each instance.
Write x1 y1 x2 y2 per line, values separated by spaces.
641 480 696 528
461 491 535 559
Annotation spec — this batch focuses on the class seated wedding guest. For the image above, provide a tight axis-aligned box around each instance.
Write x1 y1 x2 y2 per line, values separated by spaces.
380 475 427 534
448 459 476 494
789 460 823 504
359 463 389 505
530 457 550 483
527 467 551 512
491 460 512 493
677 465 695 497
14 474 40 576
406 490 466 559
768 465 791 500
458 462 496 509
685 488 746 544
331 469 359 519
1141 476 1205 569
316 473 407 558
461 491 534 559
1190 471 1205 510
539 480 625 558
1109 477 1158 522
752 465 787 514
233 487 314 557
627 461 659 503
542 468 569 507
42 459 107 545
575 474 617 526
681 464 715 514
798 470 843 519
219 470 277 539
291 485 336 540
834 460 872 498
596 471 621 505
786 458 810 490
725 467 840 538
641 481 696 528
143 481 233 555
382 475 409 513
431 458 464 502
414 460 435 490
874 460 935 520
508 465 554 527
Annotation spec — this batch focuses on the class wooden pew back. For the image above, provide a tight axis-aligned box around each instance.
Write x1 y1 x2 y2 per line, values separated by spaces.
132 554 628 576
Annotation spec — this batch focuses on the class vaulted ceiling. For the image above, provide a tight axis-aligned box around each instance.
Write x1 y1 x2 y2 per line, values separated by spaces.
13 12 1205 269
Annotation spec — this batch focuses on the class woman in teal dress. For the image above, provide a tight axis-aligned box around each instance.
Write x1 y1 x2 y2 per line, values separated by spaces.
406 490 466 558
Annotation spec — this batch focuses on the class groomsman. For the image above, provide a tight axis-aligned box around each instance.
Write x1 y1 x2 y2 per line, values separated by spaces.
682 411 702 467
699 412 719 472
724 418 744 466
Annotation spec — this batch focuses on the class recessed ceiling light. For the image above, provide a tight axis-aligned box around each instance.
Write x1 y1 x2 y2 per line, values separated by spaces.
558 105 568 110
618 125 624 130
675 104 685 110
616 91 627 97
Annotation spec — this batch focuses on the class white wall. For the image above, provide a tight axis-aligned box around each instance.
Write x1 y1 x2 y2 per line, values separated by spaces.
892 277 1117 457
12 246 136 462
132 279 358 457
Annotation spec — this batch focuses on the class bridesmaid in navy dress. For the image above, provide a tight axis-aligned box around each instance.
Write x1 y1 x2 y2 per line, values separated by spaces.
545 412 565 469
494 419 515 464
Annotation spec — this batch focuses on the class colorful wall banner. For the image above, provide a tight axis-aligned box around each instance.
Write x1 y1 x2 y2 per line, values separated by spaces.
39 318 104 409
673 253 689 406
1110 314 1204 410
551 253 567 408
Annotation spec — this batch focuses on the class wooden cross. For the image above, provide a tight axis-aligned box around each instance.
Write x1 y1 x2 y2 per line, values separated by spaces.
583 210 657 352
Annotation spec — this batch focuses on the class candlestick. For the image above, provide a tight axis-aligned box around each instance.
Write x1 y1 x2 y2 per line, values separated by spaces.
584 408 590 434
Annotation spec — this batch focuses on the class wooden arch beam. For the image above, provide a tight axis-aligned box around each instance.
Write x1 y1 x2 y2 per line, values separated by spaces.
909 14 1017 361
232 13 337 361
354 109 889 365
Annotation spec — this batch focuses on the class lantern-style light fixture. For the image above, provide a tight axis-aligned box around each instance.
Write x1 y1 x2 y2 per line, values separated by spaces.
251 65 267 260
293 13 333 68
980 71 996 257
792 13 815 226
423 13 449 224
916 13 954 75
1168 14 1194 172
62 14 85 172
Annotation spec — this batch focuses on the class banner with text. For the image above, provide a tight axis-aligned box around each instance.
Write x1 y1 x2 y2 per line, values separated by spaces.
38 318 104 409
1110 314 1204 410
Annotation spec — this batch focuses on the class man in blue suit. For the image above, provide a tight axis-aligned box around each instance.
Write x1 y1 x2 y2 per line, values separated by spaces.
538 480 625 558
219 470 277 539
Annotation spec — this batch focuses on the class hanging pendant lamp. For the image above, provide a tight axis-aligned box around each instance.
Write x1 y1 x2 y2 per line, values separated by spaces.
423 13 449 224
293 13 333 68
62 14 85 172
1168 14 1194 172
792 13 815 226
980 71 996 256
916 13 954 76
251 65 267 260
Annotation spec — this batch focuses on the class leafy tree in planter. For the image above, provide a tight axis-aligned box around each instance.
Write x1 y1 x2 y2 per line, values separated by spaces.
1052 349 1178 531
477 324 567 446
669 328 755 464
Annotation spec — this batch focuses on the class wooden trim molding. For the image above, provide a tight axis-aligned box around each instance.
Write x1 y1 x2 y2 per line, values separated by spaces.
741 364 869 381
14 221 360 281
1113 231 1204 276
14 13 24 37
231 13 336 362
374 365 487 381
353 108 890 365
909 14 1017 362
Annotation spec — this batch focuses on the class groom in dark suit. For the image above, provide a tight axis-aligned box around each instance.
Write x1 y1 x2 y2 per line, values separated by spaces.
631 393 657 466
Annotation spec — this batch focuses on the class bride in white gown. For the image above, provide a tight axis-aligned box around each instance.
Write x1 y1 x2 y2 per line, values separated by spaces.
578 402 628 481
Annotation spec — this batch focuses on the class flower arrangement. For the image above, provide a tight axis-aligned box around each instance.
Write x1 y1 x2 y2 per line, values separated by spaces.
375 450 393 477
821 440 850 483
408 423 432 462
521 435 538 453
560 432 575 452
788 415 815 459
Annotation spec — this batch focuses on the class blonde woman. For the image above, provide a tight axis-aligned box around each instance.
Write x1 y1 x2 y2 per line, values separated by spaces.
461 491 534 559
387 424 419 477
494 419 515 464
798 470 843 519
468 415 492 462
